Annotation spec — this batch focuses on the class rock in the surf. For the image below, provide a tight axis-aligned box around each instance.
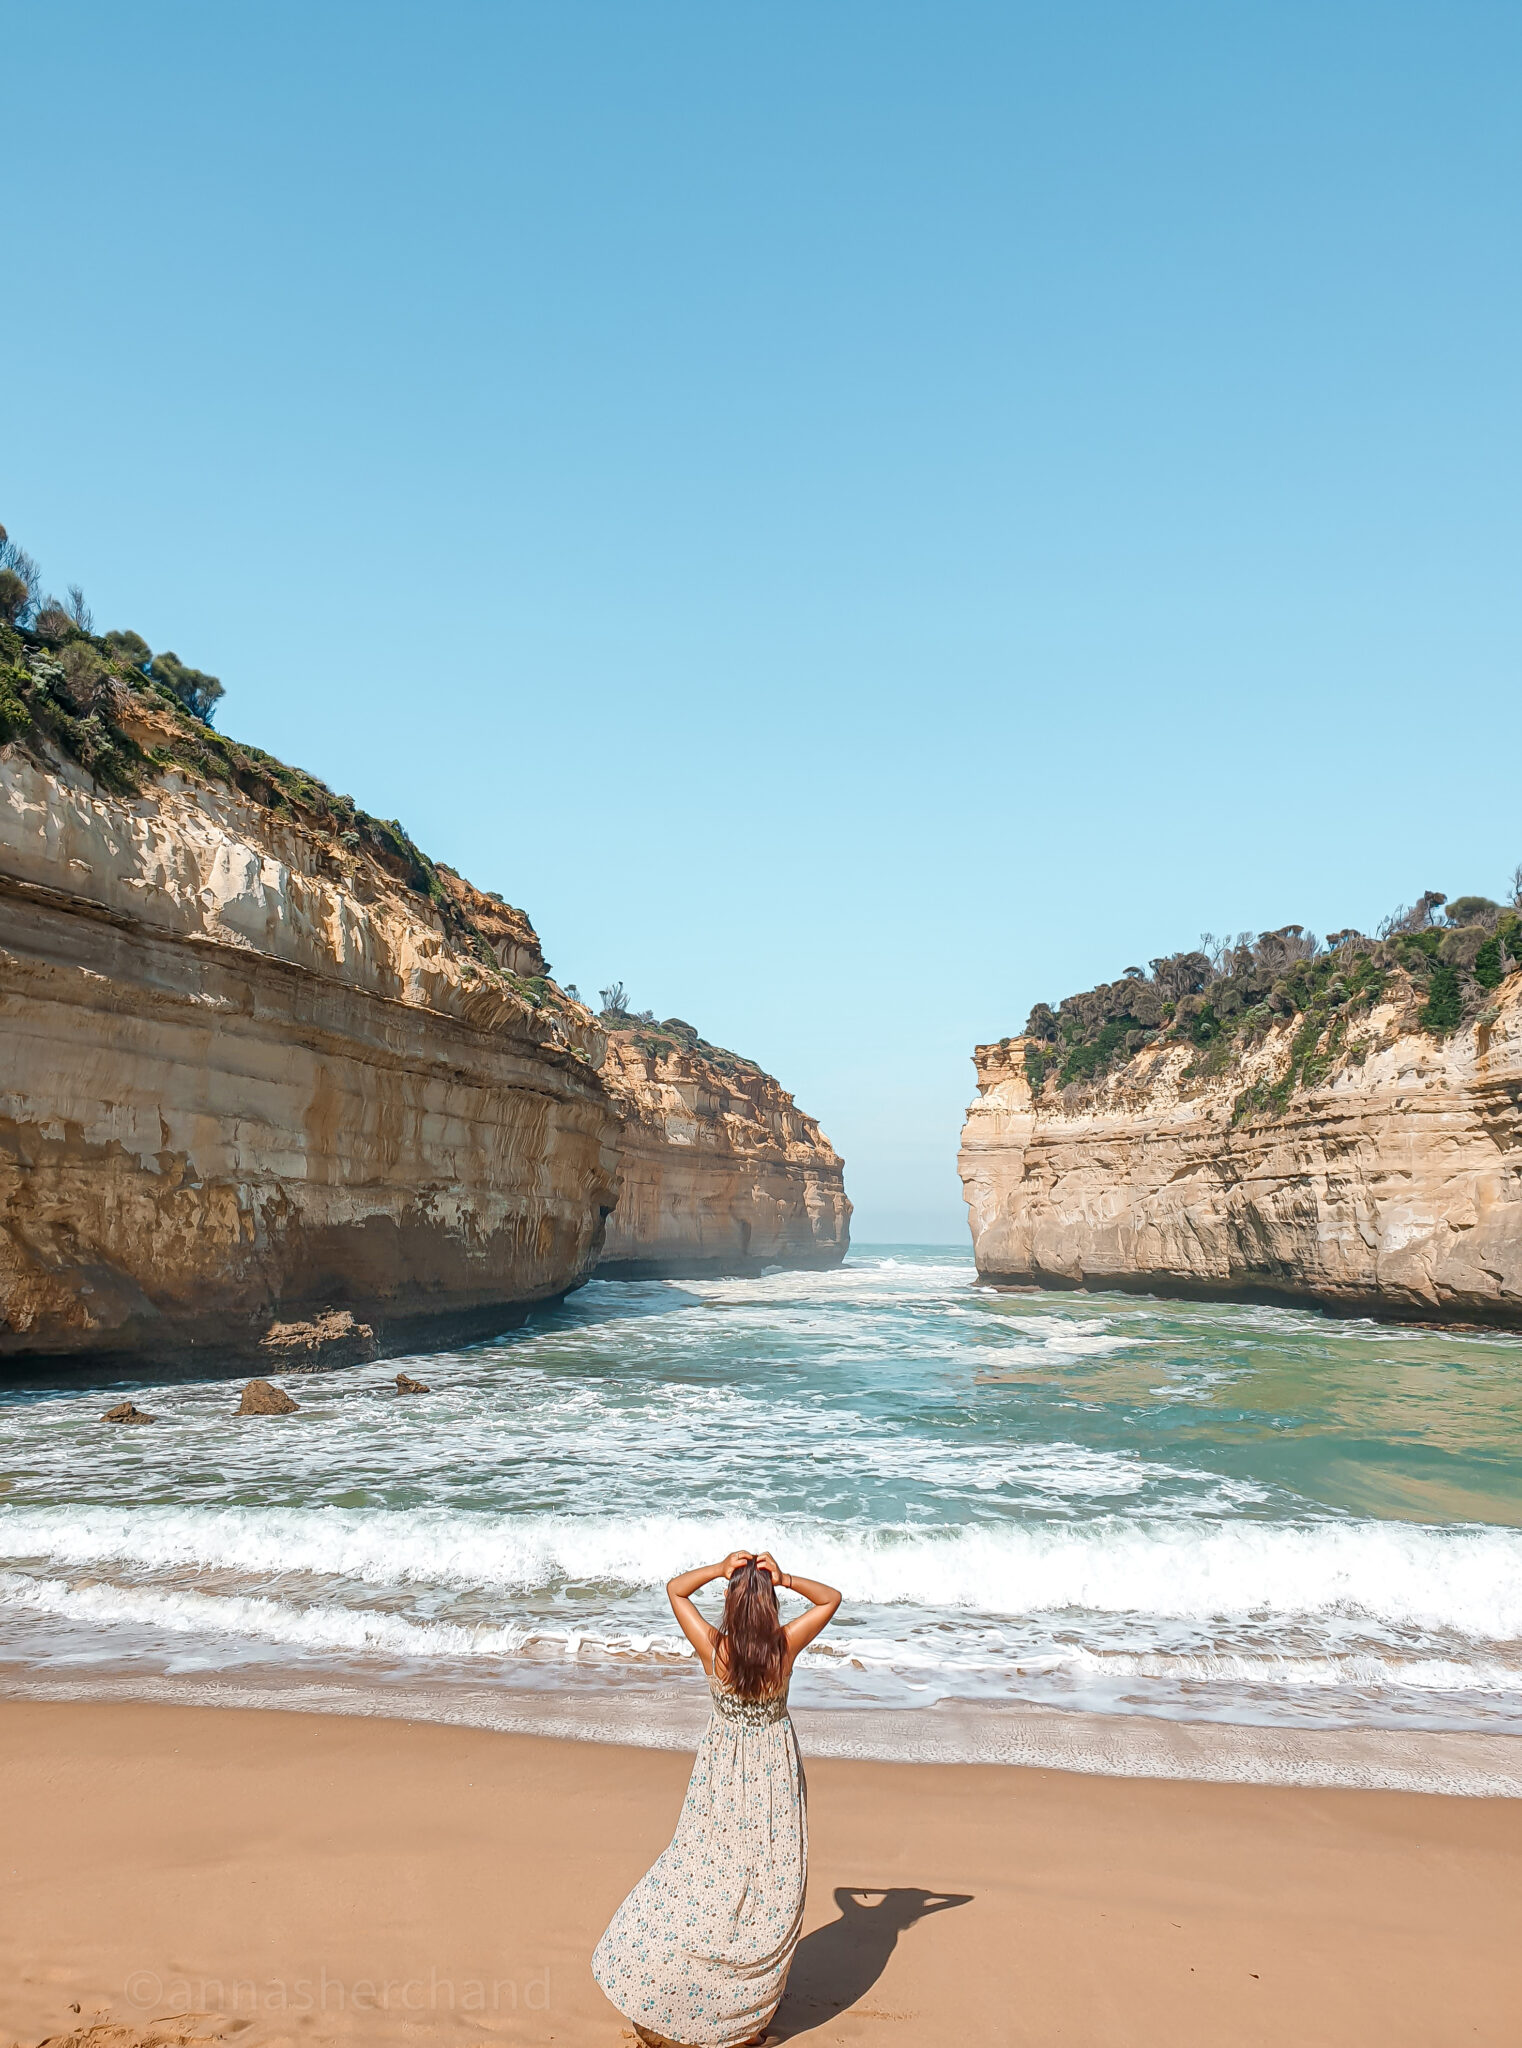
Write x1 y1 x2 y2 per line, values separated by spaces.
237 1379 300 1416
102 1400 156 1424
259 1309 378 1374
395 1371 431 1394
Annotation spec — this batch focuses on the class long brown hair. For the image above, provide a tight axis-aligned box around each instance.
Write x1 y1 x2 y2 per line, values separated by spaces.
715 1559 787 1699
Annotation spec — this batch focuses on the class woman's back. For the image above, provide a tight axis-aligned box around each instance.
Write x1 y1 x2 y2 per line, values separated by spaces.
592 1550 840 2048
707 1665 793 1725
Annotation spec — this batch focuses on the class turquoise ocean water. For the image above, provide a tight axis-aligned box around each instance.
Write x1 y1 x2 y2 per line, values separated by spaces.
2 1248 1520 1768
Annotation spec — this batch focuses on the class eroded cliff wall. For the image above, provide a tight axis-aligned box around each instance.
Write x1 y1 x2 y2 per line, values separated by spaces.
597 1029 850 1278
960 974 1522 1326
0 702 621 1364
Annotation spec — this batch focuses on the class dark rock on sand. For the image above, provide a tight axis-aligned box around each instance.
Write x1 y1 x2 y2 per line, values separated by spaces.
101 1401 156 1424
236 1379 300 1416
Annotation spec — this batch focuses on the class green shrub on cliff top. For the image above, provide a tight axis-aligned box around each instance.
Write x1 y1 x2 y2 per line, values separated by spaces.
1444 895 1502 926
1473 916 1521 990
104 629 152 666
1015 880 1520 1117
0 666 30 744
0 519 595 1033
1419 962 1464 1034
1057 1016 1138 1088
0 623 144 792
1474 936 1504 990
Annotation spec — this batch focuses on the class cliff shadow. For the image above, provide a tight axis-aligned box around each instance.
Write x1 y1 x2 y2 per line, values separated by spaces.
0 1280 712 1399
772 1886 973 2038
539 1276 707 1329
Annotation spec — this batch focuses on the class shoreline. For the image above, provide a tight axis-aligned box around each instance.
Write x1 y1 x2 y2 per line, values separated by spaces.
3 1664 1518 1798
3 1695 1518 2048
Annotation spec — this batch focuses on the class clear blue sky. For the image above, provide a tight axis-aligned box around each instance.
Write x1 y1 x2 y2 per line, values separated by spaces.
6 3 1520 1240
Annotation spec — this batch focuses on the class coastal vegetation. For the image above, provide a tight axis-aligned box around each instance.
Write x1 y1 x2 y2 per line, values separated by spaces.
0 519 579 1025
1 516 808 1103
597 983 757 1078
0 519 851 1354
1011 886 1522 1122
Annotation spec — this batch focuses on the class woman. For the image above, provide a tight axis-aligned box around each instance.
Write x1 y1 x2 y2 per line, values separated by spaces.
593 1548 842 2048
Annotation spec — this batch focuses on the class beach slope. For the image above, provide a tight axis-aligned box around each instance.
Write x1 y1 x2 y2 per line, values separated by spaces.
1 1701 1517 2048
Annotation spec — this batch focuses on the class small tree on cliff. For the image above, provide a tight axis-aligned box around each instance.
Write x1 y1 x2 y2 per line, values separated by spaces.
0 525 40 623
1148 951 1213 1002
148 650 225 725
32 596 78 643
104 629 152 668
1378 892 1447 938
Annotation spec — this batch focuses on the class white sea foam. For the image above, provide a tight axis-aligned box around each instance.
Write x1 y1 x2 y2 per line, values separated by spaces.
1060 1645 1522 1695
0 1572 692 1666
4 1506 1521 1639
3 1568 1519 1706
4 1255 1521 1746
11 1377 1201 1511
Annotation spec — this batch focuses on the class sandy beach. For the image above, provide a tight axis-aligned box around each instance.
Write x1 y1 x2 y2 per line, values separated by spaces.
2 1701 1517 2048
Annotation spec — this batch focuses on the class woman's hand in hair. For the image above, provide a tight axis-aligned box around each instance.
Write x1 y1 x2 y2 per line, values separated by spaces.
666 1558 743 1672
779 1569 842 1664
754 1551 785 1588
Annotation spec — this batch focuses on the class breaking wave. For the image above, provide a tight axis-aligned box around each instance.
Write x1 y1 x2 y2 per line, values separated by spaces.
3 1505 1520 1638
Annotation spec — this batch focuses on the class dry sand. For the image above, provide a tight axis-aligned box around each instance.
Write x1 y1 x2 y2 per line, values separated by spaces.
1 1700 1517 2048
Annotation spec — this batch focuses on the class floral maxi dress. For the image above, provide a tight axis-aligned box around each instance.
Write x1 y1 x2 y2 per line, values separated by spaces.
592 1674 807 2046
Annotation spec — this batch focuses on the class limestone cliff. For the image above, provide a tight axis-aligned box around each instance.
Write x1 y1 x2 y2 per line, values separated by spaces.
0 598 851 1364
596 1023 850 1278
960 930 1522 1327
0 647 620 1364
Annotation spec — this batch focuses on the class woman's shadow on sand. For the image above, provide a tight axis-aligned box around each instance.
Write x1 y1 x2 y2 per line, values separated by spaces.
772 1886 973 2038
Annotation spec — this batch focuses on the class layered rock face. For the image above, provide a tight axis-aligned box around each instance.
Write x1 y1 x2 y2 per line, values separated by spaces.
0 724 620 1365
960 976 1522 1326
597 1029 851 1278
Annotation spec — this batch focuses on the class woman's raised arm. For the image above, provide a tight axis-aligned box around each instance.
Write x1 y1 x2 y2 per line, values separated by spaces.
667 1551 751 1672
755 1553 842 1663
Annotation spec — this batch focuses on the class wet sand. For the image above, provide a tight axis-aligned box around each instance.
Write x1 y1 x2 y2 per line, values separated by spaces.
1 1699 1517 2047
